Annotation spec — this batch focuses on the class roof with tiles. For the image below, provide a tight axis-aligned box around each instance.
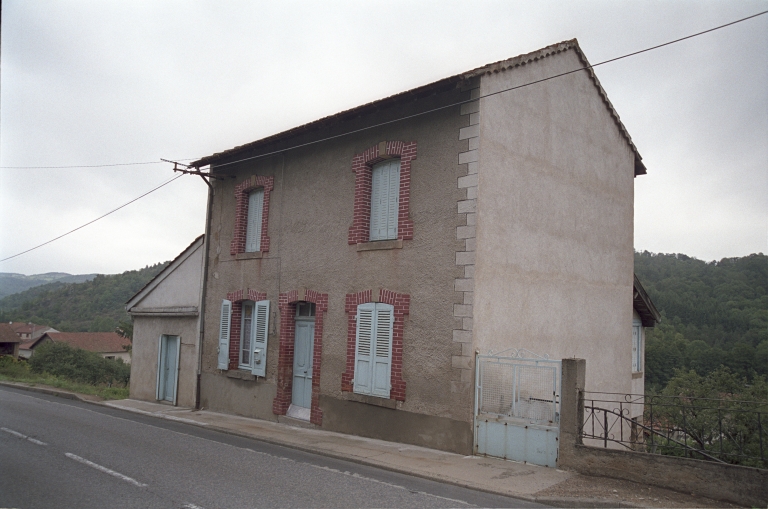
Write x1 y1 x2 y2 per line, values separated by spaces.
192 39 645 176
0 323 21 344
43 332 131 353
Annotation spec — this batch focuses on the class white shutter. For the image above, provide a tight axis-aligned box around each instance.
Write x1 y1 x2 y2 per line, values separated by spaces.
385 161 400 240
251 300 270 377
353 303 375 395
632 324 640 372
371 303 394 398
245 190 264 252
218 300 232 370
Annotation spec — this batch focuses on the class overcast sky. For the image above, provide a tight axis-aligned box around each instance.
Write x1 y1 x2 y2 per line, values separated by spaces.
1 1 766 276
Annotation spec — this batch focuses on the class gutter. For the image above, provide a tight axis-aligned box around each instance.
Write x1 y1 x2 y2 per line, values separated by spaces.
195 175 215 410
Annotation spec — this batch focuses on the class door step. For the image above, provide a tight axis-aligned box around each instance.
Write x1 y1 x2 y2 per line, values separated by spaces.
278 414 317 429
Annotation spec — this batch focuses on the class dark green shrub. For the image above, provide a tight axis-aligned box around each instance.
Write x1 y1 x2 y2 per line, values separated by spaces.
0 355 30 378
29 342 130 386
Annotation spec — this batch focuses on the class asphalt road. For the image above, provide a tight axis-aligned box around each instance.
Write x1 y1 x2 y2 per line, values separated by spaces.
0 386 545 509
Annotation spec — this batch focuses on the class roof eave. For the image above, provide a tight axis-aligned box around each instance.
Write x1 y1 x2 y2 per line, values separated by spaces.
192 39 647 176
633 274 661 327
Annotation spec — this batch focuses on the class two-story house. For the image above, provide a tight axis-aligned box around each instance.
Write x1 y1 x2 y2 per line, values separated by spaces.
130 39 658 456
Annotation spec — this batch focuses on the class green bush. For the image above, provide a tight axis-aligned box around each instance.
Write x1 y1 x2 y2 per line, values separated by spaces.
0 355 31 378
29 342 130 387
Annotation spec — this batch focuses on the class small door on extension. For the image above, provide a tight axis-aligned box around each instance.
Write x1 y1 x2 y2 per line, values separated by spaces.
157 335 180 404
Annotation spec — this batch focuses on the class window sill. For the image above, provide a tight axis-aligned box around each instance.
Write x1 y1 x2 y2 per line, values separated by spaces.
632 371 644 379
226 370 256 381
343 391 397 409
356 239 403 252
236 251 263 260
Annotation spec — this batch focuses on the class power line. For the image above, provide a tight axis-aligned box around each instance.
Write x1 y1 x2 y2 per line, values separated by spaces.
0 159 198 169
1 10 765 262
0 174 184 262
202 9 767 170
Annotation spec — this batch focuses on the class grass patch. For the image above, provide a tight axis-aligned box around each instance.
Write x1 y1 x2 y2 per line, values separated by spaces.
0 355 129 400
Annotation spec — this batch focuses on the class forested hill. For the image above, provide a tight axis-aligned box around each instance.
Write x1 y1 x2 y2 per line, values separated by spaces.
0 262 168 333
635 251 768 390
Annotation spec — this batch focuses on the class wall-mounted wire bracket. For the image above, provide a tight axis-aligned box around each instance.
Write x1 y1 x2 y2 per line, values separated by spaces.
161 158 231 189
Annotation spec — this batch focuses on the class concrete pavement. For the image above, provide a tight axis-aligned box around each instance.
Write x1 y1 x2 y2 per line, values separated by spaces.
0 381 740 508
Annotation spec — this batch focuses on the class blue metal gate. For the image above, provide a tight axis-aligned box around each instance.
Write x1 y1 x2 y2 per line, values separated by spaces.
474 349 561 467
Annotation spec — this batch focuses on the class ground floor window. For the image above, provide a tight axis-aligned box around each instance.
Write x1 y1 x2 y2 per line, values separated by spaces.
218 298 270 376
353 302 394 398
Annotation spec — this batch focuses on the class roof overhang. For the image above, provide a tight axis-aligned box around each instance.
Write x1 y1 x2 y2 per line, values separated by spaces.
633 274 661 327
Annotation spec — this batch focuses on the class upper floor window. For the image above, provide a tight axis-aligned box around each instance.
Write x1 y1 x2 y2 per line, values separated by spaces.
230 175 274 256
347 141 416 246
245 189 264 252
369 159 400 241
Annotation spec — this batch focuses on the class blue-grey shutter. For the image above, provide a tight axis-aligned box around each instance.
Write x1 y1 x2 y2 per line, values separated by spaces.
370 165 386 241
245 190 264 252
156 336 163 400
371 303 394 398
218 300 232 370
172 336 181 406
353 303 375 395
632 324 641 372
385 161 400 240
370 159 400 241
251 300 270 377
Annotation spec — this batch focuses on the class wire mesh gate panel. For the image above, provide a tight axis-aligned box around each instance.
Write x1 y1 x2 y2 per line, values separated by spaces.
474 350 561 467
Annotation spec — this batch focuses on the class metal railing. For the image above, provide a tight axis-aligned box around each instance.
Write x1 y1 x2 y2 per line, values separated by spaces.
580 391 767 469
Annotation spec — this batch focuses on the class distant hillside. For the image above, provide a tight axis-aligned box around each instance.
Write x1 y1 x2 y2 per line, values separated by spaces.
0 263 168 333
635 251 768 390
0 272 98 299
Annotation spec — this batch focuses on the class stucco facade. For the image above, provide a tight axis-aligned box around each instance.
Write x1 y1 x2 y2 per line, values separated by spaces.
472 48 637 396
188 40 653 454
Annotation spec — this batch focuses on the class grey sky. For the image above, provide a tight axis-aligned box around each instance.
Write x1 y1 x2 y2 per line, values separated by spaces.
1 1 766 275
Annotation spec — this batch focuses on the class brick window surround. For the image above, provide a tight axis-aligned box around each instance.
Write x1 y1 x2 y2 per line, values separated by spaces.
272 289 329 426
342 289 410 401
225 289 267 370
348 141 416 245
231 175 274 256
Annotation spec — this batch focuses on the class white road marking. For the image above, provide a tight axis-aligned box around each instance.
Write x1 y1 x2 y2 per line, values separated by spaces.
181 504 205 509
65 453 147 487
1 427 47 446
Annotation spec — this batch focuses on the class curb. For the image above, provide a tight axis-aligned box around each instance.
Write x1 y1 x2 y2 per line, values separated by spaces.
0 381 90 402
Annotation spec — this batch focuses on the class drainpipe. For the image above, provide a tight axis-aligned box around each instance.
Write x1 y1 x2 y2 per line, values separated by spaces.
195 171 215 410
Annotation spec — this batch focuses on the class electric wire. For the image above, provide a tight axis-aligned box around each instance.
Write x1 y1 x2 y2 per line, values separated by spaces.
0 175 184 262
200 9 768 170
1 10 765 262
0 159 198 169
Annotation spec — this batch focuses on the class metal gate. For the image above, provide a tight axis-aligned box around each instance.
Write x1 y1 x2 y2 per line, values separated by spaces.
474 349 561 467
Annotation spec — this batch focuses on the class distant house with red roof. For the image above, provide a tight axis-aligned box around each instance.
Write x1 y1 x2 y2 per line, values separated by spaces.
8 322 59 359
0 323 22 358
36 332 131 363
